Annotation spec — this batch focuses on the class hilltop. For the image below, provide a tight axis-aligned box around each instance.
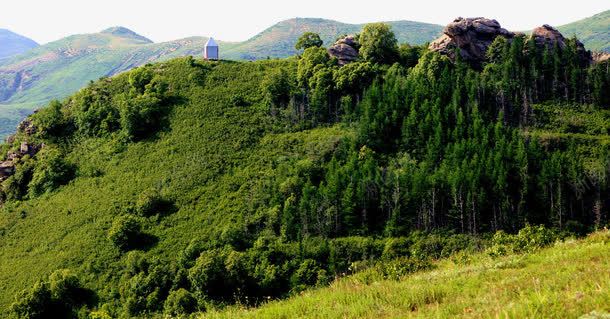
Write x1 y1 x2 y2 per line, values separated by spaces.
0 29 39 61
1 11 608 140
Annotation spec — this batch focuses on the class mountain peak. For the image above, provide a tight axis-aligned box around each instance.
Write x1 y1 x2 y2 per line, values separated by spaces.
100 26 153 43
0 28 39 60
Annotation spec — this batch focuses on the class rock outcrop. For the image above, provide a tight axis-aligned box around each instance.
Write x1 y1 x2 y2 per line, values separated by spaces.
0 161 15 181
429 17 514 67
531 24 591 65
593 51 610 63
328 35 359 66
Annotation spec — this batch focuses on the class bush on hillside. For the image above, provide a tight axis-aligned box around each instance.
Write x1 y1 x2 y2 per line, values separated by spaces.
28 148 75 197
108 215 143 251
164 288 198 316
487 224 557 256
32 100 74 139
11 270 92 319
134 188 174 217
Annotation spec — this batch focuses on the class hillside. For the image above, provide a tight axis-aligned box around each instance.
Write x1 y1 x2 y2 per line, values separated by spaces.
0 29 39 61
558 10 610 52
0 20 608 318
202 231 610 318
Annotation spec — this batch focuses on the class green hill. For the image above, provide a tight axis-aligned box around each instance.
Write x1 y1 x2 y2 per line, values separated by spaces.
0 25 608 318
0 29 39 61
558 10 610 53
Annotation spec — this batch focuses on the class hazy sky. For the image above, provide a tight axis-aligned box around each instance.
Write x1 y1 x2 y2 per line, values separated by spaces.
2 1 608 44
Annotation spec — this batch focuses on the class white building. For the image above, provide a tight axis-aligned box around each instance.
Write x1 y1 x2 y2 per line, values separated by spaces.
204 37 219 60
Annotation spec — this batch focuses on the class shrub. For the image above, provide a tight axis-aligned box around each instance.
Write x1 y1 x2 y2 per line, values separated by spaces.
164 288 198 316
487 225 557 256
188 249 229 298
118 94 164 141
11 270 92 319
28 148 75 197
32 100 73 138
108 215 143 250
290 259 322 291
382 237 412 260
135 188 169 217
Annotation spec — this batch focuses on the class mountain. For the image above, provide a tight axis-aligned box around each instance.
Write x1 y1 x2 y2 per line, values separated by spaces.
0 16 608 315
557 10 610 52
0 29 38 61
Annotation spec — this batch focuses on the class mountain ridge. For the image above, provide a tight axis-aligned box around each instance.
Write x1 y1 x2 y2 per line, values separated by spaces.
0 12 608 139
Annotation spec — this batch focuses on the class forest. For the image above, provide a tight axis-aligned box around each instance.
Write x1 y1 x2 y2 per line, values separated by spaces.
1 22 608 318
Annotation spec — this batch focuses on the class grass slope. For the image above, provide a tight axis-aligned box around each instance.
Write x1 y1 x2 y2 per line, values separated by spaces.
201 231 610 319
558 10 610 53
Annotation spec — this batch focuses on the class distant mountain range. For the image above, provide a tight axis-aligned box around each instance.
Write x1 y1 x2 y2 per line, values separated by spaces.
0 12 608 138
0 29 39 61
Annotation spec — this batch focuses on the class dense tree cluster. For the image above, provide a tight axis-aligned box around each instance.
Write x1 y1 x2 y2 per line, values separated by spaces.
260 29 609 240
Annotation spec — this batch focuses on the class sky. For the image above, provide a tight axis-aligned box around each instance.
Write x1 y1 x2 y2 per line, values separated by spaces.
1 0 608 44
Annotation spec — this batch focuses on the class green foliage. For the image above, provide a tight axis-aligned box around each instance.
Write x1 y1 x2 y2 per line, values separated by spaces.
297 47 331 88
359 23 399 64
28 148 74 197
164 288 198 316
295 32 323 50
31 100 73 139
261 67 295 113
487 225 558 256
11 270 91 319
107 215 143 251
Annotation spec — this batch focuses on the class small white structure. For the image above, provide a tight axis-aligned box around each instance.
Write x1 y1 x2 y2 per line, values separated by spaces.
204 37 219 60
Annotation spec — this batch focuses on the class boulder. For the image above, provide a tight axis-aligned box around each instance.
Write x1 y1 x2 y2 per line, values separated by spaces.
17 117 37 136
328 35 359 66
0 161 15 181
429 17 514 67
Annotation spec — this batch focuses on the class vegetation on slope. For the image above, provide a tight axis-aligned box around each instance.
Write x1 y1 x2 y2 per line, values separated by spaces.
201 230 610 319
0 22 608 318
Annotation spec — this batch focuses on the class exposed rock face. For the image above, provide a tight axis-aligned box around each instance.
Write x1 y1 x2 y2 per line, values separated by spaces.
429 17 514 67
328 35 359 66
